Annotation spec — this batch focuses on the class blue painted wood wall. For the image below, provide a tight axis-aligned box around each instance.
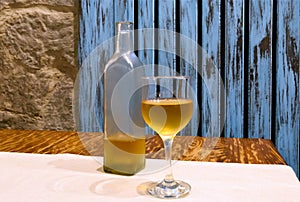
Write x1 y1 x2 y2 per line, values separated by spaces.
77 0 299 178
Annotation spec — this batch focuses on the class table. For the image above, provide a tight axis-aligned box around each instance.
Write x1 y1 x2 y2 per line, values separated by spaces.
1 129 299 202
0 129 286 164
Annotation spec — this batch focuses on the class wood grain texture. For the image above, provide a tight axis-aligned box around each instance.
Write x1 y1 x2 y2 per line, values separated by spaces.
77 0 114 132
136 0 155 135
137 0 155 68
114 0 134 22
224 0 244 138
179 0 199 136
201 0 222 137
157 0 176 76
275 0 299 177
248 0 273 139
0 129 286 165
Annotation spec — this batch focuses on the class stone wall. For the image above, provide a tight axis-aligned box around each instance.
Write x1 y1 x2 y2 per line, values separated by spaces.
0 0 78 131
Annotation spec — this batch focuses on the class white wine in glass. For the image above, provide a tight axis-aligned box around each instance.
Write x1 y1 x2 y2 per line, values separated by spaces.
141 76 193 199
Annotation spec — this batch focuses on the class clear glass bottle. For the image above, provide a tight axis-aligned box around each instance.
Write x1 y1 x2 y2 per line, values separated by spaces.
103 21 145 175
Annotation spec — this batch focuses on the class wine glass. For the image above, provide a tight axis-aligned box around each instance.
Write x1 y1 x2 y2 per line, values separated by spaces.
141 76 193 199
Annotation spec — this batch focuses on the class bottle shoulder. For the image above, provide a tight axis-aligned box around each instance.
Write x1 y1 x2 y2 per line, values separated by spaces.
104 51 143 72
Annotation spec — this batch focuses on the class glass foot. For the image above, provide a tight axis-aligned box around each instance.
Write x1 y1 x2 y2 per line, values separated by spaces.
147 179 191 199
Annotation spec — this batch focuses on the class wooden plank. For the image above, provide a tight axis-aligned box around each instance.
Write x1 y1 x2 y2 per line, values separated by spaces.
137 0 155 76
0 129 287 164
137 0 154 66
78 0 103 65
77 0 114 132
114 0 134 23
179 0 199 136
137 0 155 135
275 0 299 178
248 0 273 139
201 0 222 137
179 137 286 164
157 0 176 76
224 0 244 138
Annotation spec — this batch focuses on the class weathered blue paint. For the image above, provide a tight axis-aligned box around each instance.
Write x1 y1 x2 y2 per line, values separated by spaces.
201 0 221 137
137 0 155 74
275 0 299 178
248 0 273 139
224 0 244 138
77 0 116 132
157 0 176 76
179 0 199 136
114 0 134 23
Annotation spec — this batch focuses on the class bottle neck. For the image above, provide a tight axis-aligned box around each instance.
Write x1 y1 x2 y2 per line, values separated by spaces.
115 22 134 54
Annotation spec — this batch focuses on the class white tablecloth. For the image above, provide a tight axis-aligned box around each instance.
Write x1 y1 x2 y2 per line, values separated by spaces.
0 152 299 202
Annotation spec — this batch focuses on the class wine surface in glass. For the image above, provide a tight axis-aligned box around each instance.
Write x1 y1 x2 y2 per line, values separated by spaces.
142 98 193 138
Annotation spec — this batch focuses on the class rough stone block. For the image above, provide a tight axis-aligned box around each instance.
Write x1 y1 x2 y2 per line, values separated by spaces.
0 0 78 130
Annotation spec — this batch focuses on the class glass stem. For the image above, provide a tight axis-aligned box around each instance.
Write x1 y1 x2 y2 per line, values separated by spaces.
163 137 174 183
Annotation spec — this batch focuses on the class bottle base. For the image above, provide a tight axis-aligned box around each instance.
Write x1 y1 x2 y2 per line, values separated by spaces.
103 165 139 176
